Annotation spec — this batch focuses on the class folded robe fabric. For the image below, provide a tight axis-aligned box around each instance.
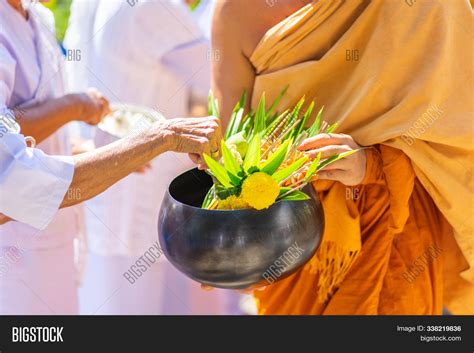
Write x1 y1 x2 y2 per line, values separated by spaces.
250 0 473 313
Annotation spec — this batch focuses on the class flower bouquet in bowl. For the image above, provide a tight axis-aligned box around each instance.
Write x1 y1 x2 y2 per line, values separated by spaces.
158 88 356 289
202 89 356 211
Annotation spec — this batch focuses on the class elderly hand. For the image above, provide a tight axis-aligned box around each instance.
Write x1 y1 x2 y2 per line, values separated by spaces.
298 133 367 186
163 117 221 168
76 88 111 125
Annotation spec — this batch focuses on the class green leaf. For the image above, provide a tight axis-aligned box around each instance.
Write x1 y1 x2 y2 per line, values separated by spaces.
325 122 338 133
208 91 220 117
202 185 216 208
265 112 279 127
304 152 322 182
243 134 261 171
277 187 291 198
272 156 309 183
266 85 289 117
261 139 291 175
225 110 238 140
292 101 314 140
221 140 241 175
264 110 289 138
225 91 247 139
278 190 310 201
254 93 266 134
317 149 360 172
237 90 247 115
307 106 324 137
230 109 245 137
247 166 260 174
227 171 242 186
285 96 305 129
242 115 253 135
188 0 201 11
215 185 240 200
203 154 232 187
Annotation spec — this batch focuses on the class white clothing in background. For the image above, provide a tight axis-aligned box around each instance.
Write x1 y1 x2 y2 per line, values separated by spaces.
0 0 82 314
65 0 241 315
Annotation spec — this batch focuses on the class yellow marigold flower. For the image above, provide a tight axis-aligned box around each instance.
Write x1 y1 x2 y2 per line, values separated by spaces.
241 172 280 210
216 195 249 210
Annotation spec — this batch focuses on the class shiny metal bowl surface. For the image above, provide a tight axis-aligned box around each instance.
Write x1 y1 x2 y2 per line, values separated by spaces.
158 168 324 289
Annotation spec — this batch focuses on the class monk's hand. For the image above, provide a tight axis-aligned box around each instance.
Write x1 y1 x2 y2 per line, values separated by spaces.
298 133 366 186
75 87 111 125
164 116 221 168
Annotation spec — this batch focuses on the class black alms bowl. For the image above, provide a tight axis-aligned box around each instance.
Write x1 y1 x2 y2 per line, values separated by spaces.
158 168 324 289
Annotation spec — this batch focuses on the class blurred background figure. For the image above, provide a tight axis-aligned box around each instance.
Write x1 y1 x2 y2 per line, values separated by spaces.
0 0 109 314
64 0 242 315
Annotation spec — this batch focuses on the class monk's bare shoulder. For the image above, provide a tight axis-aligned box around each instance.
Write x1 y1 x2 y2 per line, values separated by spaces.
213 0 313 58
213 1 276 58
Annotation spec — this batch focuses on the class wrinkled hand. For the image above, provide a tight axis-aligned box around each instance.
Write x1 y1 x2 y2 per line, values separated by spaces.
188 153 208 170
76 88 111 125
163 116 221 168
298 133 366 186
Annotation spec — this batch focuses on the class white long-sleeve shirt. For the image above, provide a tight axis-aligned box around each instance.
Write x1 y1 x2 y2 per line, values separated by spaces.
0 122 74 230
0 0 81 247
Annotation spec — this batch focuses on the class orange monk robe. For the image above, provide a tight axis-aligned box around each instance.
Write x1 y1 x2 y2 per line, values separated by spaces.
250 0 473 314
255 146 446 314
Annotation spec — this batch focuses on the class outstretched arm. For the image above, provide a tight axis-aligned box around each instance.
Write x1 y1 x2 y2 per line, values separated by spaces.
0 117 221 227
16 88 109 144
62 116 221 207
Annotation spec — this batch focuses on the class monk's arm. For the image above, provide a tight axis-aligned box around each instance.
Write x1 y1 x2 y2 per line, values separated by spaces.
211 1 256 126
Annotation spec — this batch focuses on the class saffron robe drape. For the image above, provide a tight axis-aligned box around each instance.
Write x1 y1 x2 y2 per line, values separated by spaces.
250 0 473 314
